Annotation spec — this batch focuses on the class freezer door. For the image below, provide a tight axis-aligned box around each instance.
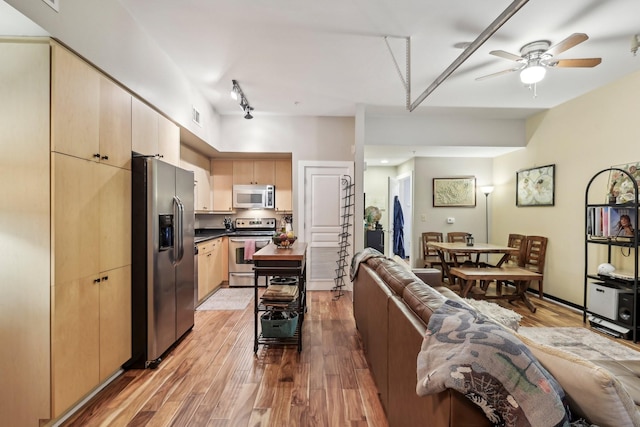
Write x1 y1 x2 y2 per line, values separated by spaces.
147 159 178 361
175 166 195 338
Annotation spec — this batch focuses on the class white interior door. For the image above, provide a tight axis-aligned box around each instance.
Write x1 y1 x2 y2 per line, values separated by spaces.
299 161 354 291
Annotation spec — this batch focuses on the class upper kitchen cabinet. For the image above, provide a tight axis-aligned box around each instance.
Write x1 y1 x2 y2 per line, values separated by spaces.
51 43 132 169
275 159 292 212
51 42 100 160
181 145 212 211
233 159 275 185
211 159 234 211
132 97 180 167
99 76 132 169
158 114 180 167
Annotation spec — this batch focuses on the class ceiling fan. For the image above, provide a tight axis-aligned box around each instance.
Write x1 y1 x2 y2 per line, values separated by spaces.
476 33 602 85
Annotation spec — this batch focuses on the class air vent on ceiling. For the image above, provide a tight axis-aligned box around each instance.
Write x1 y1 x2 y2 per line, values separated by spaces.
192 106 202 127
41 0 59 12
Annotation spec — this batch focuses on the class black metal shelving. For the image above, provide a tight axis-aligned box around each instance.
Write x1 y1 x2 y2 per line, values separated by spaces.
333 175 354 299
584 167 640 342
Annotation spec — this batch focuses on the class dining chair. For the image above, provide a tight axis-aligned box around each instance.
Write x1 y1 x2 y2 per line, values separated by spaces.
446 232 472 264
520 235 548 298
506 233 527 265
422 232 444 269
494 233 527 293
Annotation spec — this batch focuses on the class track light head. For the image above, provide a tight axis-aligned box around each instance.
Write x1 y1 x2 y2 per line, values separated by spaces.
244 105 254 119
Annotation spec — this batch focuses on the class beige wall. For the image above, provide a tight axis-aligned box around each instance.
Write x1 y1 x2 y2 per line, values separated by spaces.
365 157 494 265
492 69 640 305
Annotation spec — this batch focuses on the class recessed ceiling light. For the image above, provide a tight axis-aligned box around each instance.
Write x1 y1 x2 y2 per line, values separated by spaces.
380 160 389 164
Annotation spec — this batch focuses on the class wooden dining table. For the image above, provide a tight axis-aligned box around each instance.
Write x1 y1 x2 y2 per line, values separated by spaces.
426 241 519 283
427 241 540 312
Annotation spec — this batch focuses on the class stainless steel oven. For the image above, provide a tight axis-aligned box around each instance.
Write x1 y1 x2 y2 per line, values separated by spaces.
228 218 276 287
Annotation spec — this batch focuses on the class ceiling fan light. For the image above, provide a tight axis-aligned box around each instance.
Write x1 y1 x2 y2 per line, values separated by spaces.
520 64 546 84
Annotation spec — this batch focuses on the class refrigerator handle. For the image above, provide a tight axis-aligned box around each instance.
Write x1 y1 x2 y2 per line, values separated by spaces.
173 196 185 264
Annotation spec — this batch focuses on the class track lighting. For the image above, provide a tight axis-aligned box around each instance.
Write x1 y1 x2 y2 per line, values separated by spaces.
230 79 254 119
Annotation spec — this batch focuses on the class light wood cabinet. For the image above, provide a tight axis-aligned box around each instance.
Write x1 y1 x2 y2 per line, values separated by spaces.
98 265 132 381
51 153 132 417
131 97 158 157
195 166 212 211
233 159 275 185
197 237 226 303
211 159 234 211
197 241 212 303
51 275 100 416
275 159 292 212
51 264 130 415
181 145 212 211
132 97 180 167
51 42 100 160
51 43 132 169
99 76 132 169
158 114 180 167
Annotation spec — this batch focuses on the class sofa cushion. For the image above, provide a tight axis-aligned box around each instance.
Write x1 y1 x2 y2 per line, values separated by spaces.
417 300 570 427
402 282 448 325
518 334 640 427
375 259 417 295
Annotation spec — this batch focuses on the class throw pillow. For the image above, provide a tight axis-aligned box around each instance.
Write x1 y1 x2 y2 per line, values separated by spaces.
517 334 640 427
416 299 570 427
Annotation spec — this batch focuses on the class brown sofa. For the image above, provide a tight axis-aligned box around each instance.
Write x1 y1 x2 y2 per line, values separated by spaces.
352 253 492 427
352 251 640 427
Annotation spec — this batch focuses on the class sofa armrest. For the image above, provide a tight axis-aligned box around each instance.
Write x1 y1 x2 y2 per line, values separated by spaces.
411 268 442 287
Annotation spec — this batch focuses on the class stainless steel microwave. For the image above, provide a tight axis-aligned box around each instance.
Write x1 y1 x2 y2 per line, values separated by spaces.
232 184 275 209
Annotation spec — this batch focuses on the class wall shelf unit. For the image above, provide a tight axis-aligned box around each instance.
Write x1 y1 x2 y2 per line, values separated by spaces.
583 167 640 342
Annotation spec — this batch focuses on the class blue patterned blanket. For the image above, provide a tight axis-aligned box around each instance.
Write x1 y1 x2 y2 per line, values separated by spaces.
416 299 570 427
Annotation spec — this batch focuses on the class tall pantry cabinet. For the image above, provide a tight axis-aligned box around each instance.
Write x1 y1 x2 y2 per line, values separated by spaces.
0 39 133 425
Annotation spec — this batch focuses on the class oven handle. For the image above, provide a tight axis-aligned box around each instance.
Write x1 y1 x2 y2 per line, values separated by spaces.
230 238 271 245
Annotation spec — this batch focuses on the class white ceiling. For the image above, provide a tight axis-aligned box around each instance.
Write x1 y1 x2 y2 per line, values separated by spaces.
4 0 640 164
116 0 640 164
118 0 640 116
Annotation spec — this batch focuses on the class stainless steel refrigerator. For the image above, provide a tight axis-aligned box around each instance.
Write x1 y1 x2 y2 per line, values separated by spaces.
130 157 195 368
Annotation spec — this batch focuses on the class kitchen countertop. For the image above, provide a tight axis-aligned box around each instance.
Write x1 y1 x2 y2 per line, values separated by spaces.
194 228 277 244
195 229 228 244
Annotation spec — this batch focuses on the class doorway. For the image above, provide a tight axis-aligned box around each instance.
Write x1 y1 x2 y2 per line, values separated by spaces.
298 161 355 291
387 172 413 261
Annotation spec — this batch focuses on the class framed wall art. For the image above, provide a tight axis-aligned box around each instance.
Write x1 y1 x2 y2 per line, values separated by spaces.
433 177 476 207
516 164 555 207
607 162 640 204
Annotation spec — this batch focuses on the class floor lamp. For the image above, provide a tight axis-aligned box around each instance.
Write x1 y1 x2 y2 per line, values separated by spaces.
481 186 494 261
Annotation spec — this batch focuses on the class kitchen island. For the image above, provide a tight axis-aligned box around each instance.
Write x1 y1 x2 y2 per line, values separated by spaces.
253 242 307 352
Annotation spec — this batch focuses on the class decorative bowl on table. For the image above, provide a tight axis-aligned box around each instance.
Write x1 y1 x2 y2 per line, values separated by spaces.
272 234 297 248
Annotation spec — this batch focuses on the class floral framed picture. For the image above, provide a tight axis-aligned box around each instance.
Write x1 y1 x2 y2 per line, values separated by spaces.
433 177 476 207
608 162 640 204
516 164 555 207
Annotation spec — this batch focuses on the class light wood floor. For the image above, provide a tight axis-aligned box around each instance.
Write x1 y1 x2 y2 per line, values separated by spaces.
61 288 640 426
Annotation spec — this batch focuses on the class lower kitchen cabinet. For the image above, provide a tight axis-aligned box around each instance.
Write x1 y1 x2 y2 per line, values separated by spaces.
197 237 227 303
51 265 131 417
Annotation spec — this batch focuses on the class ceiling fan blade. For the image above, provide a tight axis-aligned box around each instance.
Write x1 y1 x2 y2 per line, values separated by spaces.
546 58 602 68
545 33 589 57
489 50 523 62
475 66 522 81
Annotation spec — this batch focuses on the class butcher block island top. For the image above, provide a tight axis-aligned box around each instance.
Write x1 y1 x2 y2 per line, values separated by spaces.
252 241 308 352
252 241 308 261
